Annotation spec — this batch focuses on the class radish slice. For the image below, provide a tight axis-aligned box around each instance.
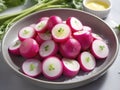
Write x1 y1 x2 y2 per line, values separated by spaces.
8 39 21 55
82 26 92 32
66 17 83 32
39 40 58 58
38 17 49 22
91 40 109 59
60 38 81 58
92 33 103 40
35 20 48 33
47 15 62 30
73 30 93 50
42 56 63 80
78 51 96 71
52 23 71 43
18 26 36 41
20 38 39 58
62 58 80 77
22 59 42 77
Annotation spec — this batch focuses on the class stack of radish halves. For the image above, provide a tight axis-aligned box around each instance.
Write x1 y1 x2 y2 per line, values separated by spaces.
8 15 109 80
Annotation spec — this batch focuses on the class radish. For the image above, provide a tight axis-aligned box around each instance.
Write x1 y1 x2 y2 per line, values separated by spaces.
38 17 49 22
8 39 21 55
19 38 39 58
78 51 96 71
47 15 62 30
66 17 83 32
22 59 42 77
51 23 71 43
62 58 80 77
91 40 109 59
82 26 92 32
35 30 52 45
35 20 48 33
42 56 63 80
60 38 81 58
92 33 103 40
73 30 93 50
39 40 58 58
18 26 36 41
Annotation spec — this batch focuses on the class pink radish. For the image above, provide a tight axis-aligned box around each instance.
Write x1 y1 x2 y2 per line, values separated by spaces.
22 59 42 77
66 17 83 32
73 30 93 50
47 15 62 30
62 58 80 77
91 40 109 59
8 39 21 55
18 26 36 41
19 38 39 58
92 33 103 40
51 23 71 43
78 51 96 71
42 56 63 80
39 40 58 58
35 20 48 33
60 38 81 59
82 26 92 32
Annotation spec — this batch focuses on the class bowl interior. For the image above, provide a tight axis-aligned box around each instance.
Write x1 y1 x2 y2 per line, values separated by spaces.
2 9 118 84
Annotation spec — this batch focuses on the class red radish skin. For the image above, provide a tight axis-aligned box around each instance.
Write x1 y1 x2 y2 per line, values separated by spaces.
39 40 58 58
47 15 63 30
91 40 109 59
35 20 48 33
62 58 80 77
8 39 21 55
22 59 42 77
82 26 92 32
42 56 63 80
73 30 93 50
60 38 81 59
18 26 36 41
66 17 83 32
20 38 39 58
52 23 71 43
78 51 96 71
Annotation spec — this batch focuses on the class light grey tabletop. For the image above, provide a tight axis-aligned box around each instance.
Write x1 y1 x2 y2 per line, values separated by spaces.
0 0 120 90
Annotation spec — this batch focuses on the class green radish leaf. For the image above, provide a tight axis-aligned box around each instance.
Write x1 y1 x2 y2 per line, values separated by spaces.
30 64 35 71
44 45 49 51
23 30 29 34
99 45 105 51
49 64 55 71
86 57 90 63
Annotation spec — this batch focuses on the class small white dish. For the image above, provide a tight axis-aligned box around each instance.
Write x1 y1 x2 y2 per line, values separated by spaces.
83 0 112 19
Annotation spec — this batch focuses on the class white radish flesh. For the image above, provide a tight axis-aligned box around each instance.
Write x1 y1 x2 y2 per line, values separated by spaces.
42 56 63 80
82 26 92 32
22 59 42 77
92 33 103 40
78 51 96 71
62 58 80 77
91 40 109 59
39 40 58 58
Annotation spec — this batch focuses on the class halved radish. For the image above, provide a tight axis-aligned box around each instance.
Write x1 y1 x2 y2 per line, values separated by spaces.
51 23 71 43
66 17 83 32
35 20 48 33
39 40 58 58
78 51 96 71
47 15 62 30
82 26 92 32
22 59 42 77
18 26 36 41
38 17 49 22
60 38 81 59
92 33 103 40
73 30 93 50
8 39 21 55
42 56 63 80
19 38 39 58
62 58 80 77
91 40 109 59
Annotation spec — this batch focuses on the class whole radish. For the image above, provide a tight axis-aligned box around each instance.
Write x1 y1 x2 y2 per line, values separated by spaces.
42 56 63 80
22 59 42 77
18 26 36 41
78 51 96 72
19 38 39 58
60 38 81 59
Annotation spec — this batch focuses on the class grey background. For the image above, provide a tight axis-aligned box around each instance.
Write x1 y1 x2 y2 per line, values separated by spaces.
0 0 120 90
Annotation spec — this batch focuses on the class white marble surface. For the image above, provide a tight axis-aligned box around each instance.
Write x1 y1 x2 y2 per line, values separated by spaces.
0 0 120 90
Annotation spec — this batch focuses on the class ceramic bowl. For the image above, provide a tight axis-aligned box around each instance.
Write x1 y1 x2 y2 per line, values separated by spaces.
1 8 119 89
